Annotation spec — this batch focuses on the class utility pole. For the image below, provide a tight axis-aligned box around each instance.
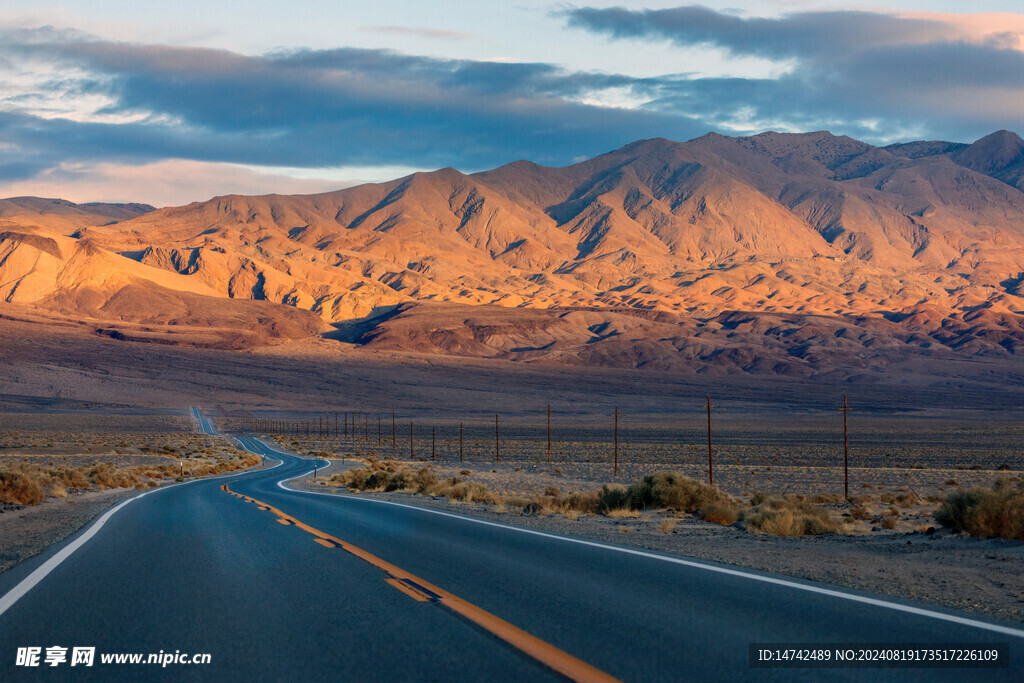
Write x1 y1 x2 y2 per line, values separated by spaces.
706 396 714 487
547 404 552 463
614 406 619 477
840 395 852 500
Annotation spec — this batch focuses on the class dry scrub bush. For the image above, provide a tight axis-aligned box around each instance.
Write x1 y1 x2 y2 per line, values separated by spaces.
742 494 838 537
594 472 740 526
564 490 599 514
597 486 632 513
701 501 740 526
629 472 732 513
335 463 499 503
0 469 45 505
935 478 1024 540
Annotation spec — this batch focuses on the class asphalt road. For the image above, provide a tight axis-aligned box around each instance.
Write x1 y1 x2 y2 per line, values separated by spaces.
0 411 1020 681
191 407 217 436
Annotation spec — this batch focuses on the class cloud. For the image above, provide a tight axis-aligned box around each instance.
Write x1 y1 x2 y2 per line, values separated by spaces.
561 6 964 59
561 5 1024 142
0 28 705 177
364 25 476 41
0 159 358 206
1 10 1023 205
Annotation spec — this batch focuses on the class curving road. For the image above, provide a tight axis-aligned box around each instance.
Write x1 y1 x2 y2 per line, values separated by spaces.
0 411 1020 681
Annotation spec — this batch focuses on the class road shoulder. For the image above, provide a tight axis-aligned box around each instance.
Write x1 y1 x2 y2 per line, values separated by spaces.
284 472 1024 624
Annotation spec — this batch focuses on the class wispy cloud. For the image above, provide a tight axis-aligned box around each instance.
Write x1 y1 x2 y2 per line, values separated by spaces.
0 159 355 206
364 25 476 41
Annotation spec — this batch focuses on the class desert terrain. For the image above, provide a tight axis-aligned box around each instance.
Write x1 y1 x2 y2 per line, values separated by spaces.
0 129 1022 637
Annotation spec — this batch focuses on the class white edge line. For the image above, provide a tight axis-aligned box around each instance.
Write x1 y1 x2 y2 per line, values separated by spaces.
240 437 333 482
269 460 1024 641
0 429 282 620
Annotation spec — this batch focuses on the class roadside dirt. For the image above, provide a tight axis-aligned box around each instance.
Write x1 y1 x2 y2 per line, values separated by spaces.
0 487 138 573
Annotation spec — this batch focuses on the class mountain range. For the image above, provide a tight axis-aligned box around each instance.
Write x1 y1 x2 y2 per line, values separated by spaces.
2 129 1023 377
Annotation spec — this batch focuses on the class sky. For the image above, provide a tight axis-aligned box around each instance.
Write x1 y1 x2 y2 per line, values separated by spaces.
1 1 1023 206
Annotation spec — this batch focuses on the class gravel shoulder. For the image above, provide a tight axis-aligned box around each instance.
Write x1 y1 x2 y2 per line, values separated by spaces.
287 469 1024 624
0 488 139 573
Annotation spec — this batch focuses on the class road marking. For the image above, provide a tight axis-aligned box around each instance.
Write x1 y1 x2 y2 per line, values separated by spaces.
385 578 432 602
0 456 282 621
221 483 618 683
280 479 1024 641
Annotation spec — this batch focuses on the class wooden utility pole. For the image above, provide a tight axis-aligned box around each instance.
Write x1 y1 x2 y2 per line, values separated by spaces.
706 396 714 487
459 422 464 462
495 414 500 462
614 406 619 477
840 395 852 500
547 404 552 463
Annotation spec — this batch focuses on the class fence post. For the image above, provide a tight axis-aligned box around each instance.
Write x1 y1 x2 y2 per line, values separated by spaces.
839 395 852 500
706 396 714 487
614 406 619 477
547 404 552 463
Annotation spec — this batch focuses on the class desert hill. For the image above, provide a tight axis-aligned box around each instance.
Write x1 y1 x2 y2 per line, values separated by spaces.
3 130 1024 373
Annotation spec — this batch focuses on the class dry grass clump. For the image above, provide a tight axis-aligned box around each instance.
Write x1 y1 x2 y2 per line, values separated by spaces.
741 492 838 537
0 449 259 506
700 501 740 526
629 472 733 512
935 478 1024 539
605 507 641 519
0 469 45 505
330 461 500 503
591 472 740 526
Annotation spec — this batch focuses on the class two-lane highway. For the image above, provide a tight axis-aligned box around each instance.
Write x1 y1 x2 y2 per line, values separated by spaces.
0 412 1020 681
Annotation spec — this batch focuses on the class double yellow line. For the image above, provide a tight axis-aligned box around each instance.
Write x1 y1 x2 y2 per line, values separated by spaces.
222 484 618 682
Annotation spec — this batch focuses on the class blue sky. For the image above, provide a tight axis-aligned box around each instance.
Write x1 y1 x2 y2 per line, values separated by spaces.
1 1 1023 205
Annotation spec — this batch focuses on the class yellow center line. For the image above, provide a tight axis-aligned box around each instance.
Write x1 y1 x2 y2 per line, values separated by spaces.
221 484 618 683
